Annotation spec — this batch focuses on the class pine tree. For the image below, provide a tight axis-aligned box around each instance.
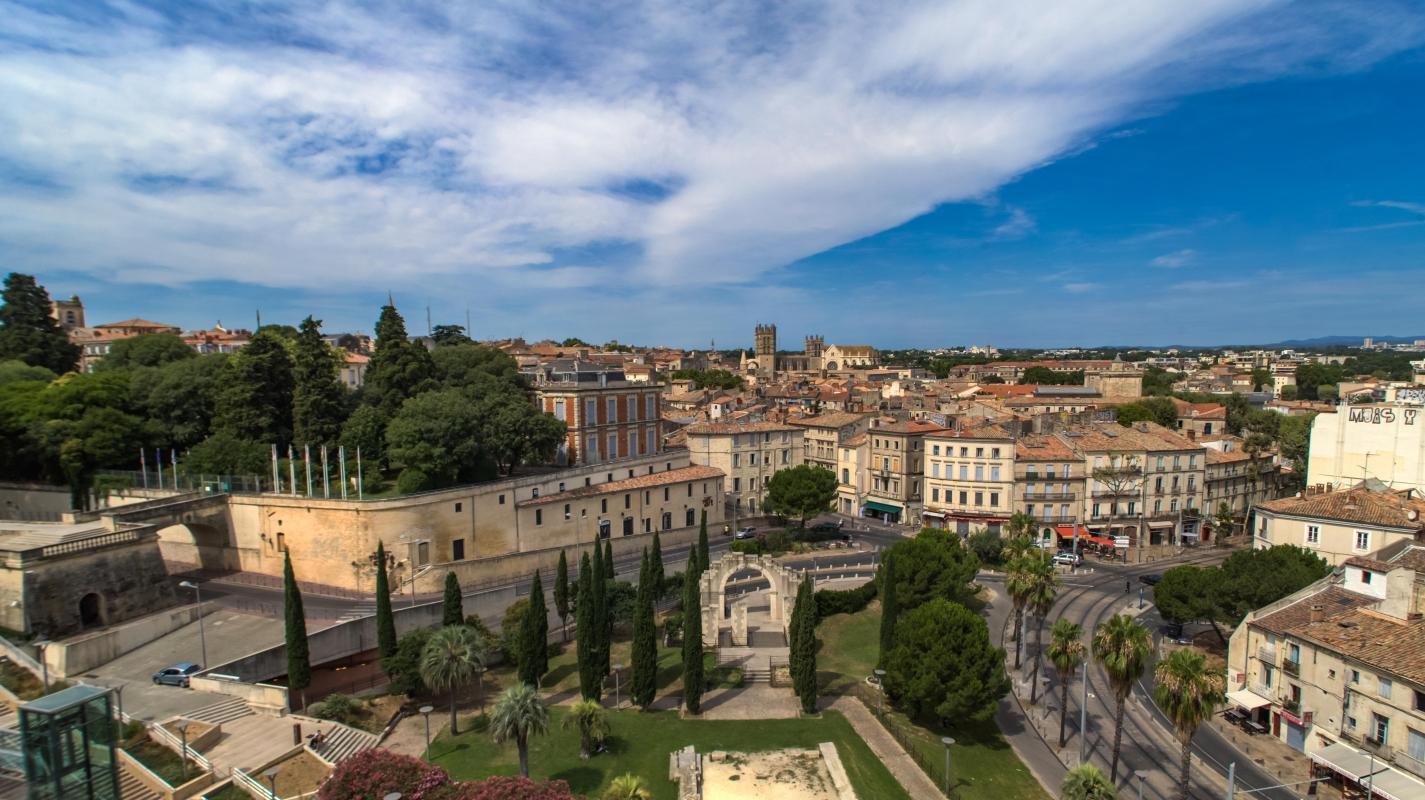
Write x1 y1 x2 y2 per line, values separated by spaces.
213 329 295 443
291 316 347 445
650 532 665 600
631 548 657 708
375 541 397 661
0 273 79 373
681 547 704 714
554 551 571 642
364 301 436 418
878 554 899 669
575 552 600 700
697 510 710 569
442 571 464 627
519 571 549 686
791 574 818 714
602 539 614 677
283 551 312 709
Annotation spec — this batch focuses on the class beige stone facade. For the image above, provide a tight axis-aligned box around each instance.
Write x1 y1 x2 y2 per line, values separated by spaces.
788 412 873 472
1254 484 1425 567
528 359 664 466
684 421 803 516
1013 434 1086 531
922 425 1016 534
859 420 944 525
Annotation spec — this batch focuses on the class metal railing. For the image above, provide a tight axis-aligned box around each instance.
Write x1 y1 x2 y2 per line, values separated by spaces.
1281 697 1301 715
1282 659 1300 677
232 767 271 796
1023 492 1076 500
1256 645 1277 664
149 722 214 773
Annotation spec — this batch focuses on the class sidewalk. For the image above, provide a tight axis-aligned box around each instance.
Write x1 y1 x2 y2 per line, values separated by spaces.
826 695 944 800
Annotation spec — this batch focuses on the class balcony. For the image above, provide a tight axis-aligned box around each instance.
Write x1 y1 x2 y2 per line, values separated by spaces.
1397 749 1425 780
1257 645 1278 664
1281 697 1301 715
1282 659 1300 677
1024 491 1076 501
1036 515 1078 524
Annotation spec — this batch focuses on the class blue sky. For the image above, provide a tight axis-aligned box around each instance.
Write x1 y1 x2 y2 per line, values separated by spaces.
3 1 1424 349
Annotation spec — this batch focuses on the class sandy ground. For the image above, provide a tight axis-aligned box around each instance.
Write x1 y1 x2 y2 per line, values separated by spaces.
702 748 838 800
266 749 331 798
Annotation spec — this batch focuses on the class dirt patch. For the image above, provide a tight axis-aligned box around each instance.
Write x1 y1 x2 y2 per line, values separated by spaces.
702 748 839 800
364 695 406 733
163 719 215 745
266 749 331 797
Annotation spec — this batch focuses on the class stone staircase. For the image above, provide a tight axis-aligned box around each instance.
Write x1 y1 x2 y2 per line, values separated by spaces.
117 759 162 800
185 697 255 725
716 646 787 684
309 722 379 763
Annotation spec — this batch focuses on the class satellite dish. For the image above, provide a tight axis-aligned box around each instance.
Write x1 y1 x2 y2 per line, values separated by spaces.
1410 509 1420 522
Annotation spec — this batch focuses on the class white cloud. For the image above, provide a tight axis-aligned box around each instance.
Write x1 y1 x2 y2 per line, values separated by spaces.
1151 248 1197 268
1063 282 1100 294
0 0 1420 298
992 207 1037 240
1343 200 1425 232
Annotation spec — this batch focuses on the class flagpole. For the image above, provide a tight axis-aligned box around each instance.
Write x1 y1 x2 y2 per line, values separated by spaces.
304 444 313 498
288 445 297 497
338 445 348 500
321 445 330 499
356 446 364 501
171 449 178 491
140 449 149 490
157 449 164 491
272 444 281 495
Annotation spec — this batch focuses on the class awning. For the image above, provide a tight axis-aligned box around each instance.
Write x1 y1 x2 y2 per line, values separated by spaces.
1311 742 1389 783
1225 689 1272 711
922 510 947 519
1368 764 1425 800
864 501 902 514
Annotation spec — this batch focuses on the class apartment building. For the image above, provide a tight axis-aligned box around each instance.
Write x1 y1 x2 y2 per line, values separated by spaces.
1069 421 1206 546
518 464 726 540
1204 446 1281 535
860 419 945 525
1226 543 1425 798
528 359 664 467
1308 405 1425 495
1014 433 1086 530
834 433 871 518
1254 483 1425 567
788 411 873 472
685 421 804 515
922 425 1016 534
1172 398 1228 438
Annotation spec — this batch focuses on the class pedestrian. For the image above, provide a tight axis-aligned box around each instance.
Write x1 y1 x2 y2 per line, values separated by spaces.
1125 579 1131 594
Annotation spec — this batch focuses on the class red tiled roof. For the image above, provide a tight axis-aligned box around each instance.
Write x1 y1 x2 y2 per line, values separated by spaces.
1258 486 1425 530
519 465 724 507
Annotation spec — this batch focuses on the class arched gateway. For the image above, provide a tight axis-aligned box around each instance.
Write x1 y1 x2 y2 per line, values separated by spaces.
699 553 801 648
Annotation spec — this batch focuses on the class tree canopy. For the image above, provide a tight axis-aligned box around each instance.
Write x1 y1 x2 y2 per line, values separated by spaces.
764 464 838 527
882 528 981 609
883 598 1009 723
0 273 79 374
96 333 194 371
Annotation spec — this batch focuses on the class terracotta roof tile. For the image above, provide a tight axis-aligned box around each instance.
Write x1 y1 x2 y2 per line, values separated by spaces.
1258 486 1425 530
1254 585 1425 687
520 465 724 507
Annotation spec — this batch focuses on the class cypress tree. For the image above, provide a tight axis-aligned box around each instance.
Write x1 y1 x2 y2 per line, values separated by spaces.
0 273 79 373
591 543 607 679
364 301 436 419
554 551 571 642
791 574 818 714
602 539 614 676
375 541 397 661
441 571 464 627
518 571 549 686
283 551 312 709
878 555 899 669
697 510 710 569
575 552 600 700
650 531 665 600
681 546 704 713
631 548 657 708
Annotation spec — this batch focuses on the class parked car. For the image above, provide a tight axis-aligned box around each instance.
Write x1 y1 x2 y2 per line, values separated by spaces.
1161 622 1188 643
809 522 841 534
1052 551 1082 566
153 663 201 687
734 527 757 539
1139 573 1163 586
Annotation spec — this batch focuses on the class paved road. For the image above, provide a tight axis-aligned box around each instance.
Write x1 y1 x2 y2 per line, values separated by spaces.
997 551 1302 800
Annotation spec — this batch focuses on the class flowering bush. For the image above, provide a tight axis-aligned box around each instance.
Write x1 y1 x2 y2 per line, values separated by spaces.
316 749 450 800
428 776 577 800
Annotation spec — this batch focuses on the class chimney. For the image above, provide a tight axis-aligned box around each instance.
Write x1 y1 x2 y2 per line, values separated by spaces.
1309 605 1325 623
1187 429 1196 441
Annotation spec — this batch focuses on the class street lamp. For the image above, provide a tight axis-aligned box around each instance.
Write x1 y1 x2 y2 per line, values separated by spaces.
1079 660 1090 764
475 665 487 714
33 639 50 692
420 705 434 760
1133 770 1147 800
175 720 190 782
178 580 208 669
941 736 954 797
263 766 280 800
613 664 624 708
873 669 887 717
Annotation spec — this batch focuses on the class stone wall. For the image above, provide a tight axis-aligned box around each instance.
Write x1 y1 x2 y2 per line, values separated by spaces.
44 601 218 679
22 536 178 639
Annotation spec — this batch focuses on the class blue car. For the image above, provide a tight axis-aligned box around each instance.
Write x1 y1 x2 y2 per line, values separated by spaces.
152 662 201 687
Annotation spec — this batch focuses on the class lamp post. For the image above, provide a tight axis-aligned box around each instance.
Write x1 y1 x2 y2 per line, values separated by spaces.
420 705 434 760
179 580 208 668
175 720 190 782
1079 659 1089 764
263 766 279 800
1133 770 1147 800
475 665 487 714
874 669 887 718
33 640 50 692
941 736 954 797
613 664 624 708
113 682 125 724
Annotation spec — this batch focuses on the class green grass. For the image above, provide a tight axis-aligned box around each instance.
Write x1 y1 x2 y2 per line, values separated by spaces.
122 736 194 788
432 706 909 800
817 602 1050 800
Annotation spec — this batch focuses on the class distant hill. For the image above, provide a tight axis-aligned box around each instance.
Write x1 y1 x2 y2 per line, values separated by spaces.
1267 335 1425 348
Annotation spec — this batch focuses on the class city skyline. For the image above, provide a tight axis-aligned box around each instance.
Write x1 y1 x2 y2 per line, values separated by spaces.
3 1 1425 346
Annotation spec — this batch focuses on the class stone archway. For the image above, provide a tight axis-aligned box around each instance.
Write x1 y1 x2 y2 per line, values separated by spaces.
79 592 105 628
698 553 801 648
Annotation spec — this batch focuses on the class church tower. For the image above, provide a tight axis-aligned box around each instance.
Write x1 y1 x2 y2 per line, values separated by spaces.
754 323 777 379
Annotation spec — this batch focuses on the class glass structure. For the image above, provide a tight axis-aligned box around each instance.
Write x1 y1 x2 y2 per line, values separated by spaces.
18 685 118 800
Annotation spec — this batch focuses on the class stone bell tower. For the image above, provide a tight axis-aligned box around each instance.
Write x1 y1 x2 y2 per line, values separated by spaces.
754 323 777 379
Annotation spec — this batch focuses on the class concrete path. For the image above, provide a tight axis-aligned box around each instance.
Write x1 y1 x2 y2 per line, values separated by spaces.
697 685 800 720
827 695 943 800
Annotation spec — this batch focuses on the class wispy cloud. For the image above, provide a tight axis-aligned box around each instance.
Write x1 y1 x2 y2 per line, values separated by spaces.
992 207 1036 240
1063 282 1100 294
1151 248 1197 268
0 0 1419 307
1343 200 1425 232
1169 279 1247 292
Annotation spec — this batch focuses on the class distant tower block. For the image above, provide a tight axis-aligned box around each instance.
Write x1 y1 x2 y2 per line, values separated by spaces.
804 335 824 358
755 323 778 361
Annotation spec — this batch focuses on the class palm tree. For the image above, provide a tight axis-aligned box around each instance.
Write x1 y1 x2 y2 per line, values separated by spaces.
602 773 653 800
1061 764 1117 800
1025 555 1061 704
1092 614 1151 782
419 625 486 736
561 698 611 760
1004 556 1034 670
1046 618 1086 748
490 683 550 778
1154 648 1225 800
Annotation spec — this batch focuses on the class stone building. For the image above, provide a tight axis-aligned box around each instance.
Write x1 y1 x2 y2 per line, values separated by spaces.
69 317 182 372
858 419 945 525
1253 483 1425 567
1013 433 1087 535
787 411 873 472
0 519 176 638
527 359 664 466
1308 404 1425 495
684 421 804 516
922 424 1017 534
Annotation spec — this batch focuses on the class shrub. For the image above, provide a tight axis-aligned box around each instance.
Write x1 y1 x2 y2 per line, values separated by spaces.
662 611 684 644
499 598 529 661
763 529 795 554
309 693 360 725
730 539 762 555
428 776 576 800
815 579 877 620
317 748 450 799
396 467 432 495
383 628 434 697
463 614 500 656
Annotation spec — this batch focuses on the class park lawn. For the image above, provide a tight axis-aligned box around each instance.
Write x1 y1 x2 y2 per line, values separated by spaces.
817 604 1050 800
432 706 908 800
530 637 685 698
